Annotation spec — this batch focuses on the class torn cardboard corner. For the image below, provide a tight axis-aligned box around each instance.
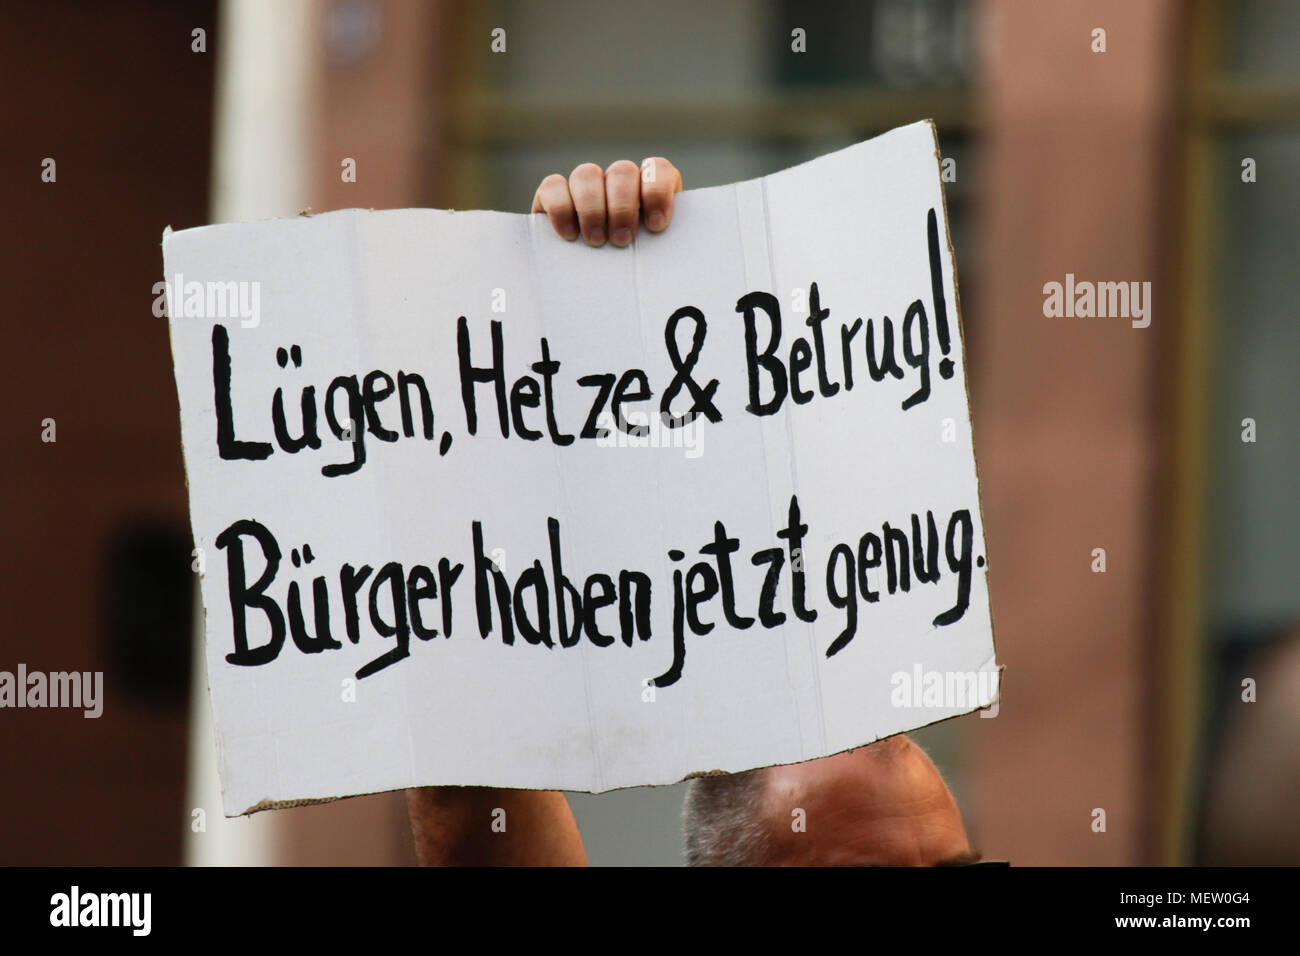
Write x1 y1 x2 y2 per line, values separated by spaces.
164 119 997 816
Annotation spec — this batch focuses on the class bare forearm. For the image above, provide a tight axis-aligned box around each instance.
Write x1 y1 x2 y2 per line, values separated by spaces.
405 787 587 866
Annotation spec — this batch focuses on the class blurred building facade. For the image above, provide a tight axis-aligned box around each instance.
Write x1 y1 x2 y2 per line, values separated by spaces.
1 0 1295 865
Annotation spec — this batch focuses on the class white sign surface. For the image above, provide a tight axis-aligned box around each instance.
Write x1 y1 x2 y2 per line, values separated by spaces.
165 120 998 816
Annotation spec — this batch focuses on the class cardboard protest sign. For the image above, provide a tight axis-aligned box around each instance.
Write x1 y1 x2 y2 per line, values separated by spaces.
164 119 998 816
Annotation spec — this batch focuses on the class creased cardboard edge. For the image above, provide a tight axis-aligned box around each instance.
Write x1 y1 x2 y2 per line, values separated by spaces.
162 224 233 814
924 117 1002 701
235 663 1003 814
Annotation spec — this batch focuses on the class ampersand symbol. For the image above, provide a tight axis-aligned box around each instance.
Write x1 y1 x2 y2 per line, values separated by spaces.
659 306 722 428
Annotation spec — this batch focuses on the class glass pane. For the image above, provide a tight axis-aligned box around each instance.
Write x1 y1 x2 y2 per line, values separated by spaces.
482 0 778 95
777 0 973 89
1209 131 1300 633
1220 0 1300 83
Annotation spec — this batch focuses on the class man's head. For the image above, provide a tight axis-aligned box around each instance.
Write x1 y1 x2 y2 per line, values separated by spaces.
683 735 976 866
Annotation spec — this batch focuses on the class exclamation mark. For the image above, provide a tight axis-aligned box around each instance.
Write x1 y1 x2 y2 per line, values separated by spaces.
927 207 955 380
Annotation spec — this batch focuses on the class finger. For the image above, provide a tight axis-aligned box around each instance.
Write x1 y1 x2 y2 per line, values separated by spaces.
531 173 578 240
604 160 641 247
568 162 607 246
639 157 683 232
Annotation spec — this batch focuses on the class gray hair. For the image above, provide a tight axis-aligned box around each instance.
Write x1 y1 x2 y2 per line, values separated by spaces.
682 769 771 866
